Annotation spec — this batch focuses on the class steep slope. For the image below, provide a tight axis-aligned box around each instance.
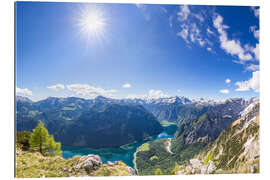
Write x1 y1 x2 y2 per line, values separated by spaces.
58 104 163 148
178 102 259 174
174 98 257 145
16 99 163 148
134 97 258 175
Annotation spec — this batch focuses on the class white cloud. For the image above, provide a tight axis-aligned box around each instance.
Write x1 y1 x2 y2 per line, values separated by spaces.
47 84 65 91
213 14 253 61
246 64 259 71
190 23 205 46
135 4 151 21
251 7 259 18
176 7 212 51
178 22 210 49
169 16 173 28
16 87 32 97
177 5 190 21
245 43 259 61
225 78 231 84
66 84 118 98
235 71 260 92
122 83 131 88
207 27 214 35
160 7 167 14
193 13 204 22
177 24 189 43
206 47 212 52
126 89 168 99
219 89 230 94
198 38 205 47
252 43 259 60
250 26 260 40
148 89 168 99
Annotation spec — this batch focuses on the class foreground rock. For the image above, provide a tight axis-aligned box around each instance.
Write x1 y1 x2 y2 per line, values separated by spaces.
178 158 216 174
74 154 103 173
16 147 136 178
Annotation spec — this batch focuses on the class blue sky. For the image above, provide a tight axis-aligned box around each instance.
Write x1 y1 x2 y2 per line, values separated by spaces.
16 2 259 101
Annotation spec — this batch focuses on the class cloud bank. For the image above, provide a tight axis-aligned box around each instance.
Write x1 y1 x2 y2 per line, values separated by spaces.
66 84 118 98
47 84 65 91
16 87 33 97
235 71 259 92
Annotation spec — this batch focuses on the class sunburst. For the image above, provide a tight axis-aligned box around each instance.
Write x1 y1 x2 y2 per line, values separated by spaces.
76 5 107 41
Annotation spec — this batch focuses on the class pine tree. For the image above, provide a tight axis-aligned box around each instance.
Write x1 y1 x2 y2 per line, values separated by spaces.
16 131 32 150
29 121 62 156
46 135 62 156
155 168 163 175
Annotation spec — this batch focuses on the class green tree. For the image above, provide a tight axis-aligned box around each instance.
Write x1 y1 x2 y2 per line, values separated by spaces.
46 135 62 156
155 168 163 175
16 131 32 150
29 121 62 156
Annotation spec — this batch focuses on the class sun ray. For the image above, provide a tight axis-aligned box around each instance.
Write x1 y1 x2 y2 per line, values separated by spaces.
75 5 107 42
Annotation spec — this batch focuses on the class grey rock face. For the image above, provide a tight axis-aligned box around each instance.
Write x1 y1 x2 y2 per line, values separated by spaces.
207 160 216 174
200 165 208 174
127 166 136 176
107 161 114 166
74 154 103 173
189 159 202 169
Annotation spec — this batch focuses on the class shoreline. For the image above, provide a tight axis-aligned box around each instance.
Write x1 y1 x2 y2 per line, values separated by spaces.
133 147 138 174
62 124 178 173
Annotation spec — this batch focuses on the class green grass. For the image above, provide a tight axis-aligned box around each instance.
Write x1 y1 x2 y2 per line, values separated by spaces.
91 162 130 176
150 155 158 161
138 143 150 152
161 120 177 126
194 113 207 127
16 147 85 178
16 146 133 178
203 152 214 165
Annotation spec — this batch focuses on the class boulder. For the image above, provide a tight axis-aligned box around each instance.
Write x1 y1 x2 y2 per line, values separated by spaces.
127 166 136 176
190 159 202 169
185 165 192 172
107 161 114 166
207 160 216 174
74 154 102 173
200 165 208 174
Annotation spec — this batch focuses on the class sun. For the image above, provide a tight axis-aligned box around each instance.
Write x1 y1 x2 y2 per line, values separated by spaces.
76 5 106 41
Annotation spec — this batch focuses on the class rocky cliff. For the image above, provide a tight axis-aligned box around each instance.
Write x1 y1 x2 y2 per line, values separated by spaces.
177 102 259 174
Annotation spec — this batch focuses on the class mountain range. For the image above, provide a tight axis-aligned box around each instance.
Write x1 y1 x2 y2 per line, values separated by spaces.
16 95 258 149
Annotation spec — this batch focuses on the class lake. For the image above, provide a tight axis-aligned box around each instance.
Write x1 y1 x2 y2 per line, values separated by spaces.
62 124 178 168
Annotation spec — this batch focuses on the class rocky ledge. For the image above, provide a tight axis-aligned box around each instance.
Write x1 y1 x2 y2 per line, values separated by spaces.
74 154 136 176
178 158 216 175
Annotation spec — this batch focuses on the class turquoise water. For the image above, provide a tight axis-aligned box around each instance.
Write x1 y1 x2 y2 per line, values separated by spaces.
62 124 178 168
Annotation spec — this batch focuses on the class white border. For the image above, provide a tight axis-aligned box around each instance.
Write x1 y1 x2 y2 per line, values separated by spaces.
1 0 270 180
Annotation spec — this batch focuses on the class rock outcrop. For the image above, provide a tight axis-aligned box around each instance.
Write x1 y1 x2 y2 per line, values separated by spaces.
74 155 103 173
178 102 259 174
178 158 216 174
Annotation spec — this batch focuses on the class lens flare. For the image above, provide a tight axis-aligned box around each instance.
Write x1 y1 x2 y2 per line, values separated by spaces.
76 5 107 41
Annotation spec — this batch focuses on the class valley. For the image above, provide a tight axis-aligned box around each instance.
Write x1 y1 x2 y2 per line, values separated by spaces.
61 124 178 168
16 95 259 176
